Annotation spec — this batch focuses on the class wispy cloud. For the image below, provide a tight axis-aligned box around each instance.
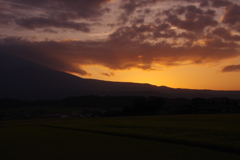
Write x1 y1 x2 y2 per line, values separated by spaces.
222 64 240 72
101 72 115 77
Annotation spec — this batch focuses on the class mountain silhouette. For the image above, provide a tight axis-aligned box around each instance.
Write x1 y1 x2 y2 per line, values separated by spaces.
1 53 240 100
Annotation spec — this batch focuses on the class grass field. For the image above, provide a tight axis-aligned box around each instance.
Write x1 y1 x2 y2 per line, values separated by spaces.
1 114 240 159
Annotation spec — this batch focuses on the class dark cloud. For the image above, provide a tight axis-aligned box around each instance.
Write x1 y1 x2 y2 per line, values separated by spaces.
222 4 240 25
164 4 203 15
16 17 90 32
153 23 176 38
0 37 90 75
2 0 111 31
212 27 240 41
0 13 14 25
144 8 151 14
2 36 27 43
120 0 157 15
205 37 239 48
118 0 159 23
101 72 115 77
233 25 240 32
199 0 209 7
179 31 199 40
212 27 231 39
164 5 218 32
131 16 145 24
1 33 239 75
153 30 177 39
120 0 137 15
109 25 153 41
155 18 162 24
204 9 216 16
42 28 58 34
211 0 232 8
165 14 217 32
118 0 158 24
175 6 186 15
185 5 203 14
109 23 175 41
9 0 111 19
118 13 129 24
222 64 240 72
156 23 171 31
107 23 119 28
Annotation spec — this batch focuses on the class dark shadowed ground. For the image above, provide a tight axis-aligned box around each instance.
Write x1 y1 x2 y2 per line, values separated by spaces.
1 114 240 160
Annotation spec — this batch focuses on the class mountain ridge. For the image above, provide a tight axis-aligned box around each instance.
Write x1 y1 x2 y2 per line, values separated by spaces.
1 53 240 100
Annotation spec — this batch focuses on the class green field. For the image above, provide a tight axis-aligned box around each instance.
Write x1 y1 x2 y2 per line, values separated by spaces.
1 114 240 160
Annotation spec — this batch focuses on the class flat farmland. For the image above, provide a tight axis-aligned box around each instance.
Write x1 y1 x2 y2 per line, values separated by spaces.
1 114 240 160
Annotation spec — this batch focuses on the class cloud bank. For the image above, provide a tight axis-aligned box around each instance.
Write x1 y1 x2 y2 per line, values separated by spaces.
1 0 240 76
222 64 240 72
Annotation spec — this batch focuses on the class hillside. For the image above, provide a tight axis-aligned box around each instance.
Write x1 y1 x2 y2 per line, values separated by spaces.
1 53 240 100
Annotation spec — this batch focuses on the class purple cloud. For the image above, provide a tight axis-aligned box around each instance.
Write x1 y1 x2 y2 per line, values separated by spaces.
16 17 90 32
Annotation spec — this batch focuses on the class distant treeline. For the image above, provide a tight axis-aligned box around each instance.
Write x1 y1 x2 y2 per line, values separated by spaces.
0 96 139 109
0 96 240 115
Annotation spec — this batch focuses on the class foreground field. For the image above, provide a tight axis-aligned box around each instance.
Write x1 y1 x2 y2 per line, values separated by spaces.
1 114 240 159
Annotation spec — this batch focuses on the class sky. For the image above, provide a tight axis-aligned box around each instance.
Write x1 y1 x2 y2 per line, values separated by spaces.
1 0 240 91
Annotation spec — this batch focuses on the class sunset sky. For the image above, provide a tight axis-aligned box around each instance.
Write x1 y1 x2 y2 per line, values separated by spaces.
1 0 240 90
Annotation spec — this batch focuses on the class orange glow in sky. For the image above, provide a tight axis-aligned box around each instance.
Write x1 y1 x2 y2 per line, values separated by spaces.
2 0 240 91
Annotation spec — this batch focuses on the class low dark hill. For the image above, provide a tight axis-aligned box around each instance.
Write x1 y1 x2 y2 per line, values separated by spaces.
1 53 240 100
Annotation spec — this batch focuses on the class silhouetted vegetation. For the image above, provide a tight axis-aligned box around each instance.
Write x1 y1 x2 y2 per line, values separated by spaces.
122 96 164 115
0 96 240 120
